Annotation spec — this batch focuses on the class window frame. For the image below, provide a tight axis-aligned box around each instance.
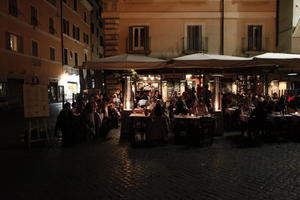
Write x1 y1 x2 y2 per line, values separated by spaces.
50 47 56 61
63 48 68 65
185 24 204 52
247 25 263 51
31 40 39 57
30 6 38 26
8 0 18 17
49 17 55 34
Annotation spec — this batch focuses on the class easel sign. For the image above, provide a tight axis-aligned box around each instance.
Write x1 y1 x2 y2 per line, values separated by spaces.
23 84 49 118
23 84 49 149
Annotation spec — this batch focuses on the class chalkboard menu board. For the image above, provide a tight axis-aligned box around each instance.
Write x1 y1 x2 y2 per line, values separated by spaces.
23 84 49 118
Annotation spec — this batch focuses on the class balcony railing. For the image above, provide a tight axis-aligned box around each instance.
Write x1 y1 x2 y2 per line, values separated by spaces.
182 37 208 54
126 37 151 55
242 37 269 55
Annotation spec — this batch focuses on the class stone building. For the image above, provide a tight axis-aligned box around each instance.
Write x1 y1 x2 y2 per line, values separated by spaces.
0 0 104 107
102 0 277 58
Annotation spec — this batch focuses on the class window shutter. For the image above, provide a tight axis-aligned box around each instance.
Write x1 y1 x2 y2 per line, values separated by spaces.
18 36 24 53
187 26 193 50
5 32 11 50
255 26 262 51
248 25 253 51
128 26 133 52
144 26 149 52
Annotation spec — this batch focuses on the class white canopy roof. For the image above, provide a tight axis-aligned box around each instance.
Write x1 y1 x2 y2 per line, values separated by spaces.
173 53 252 61
254 53 300 59
171 53 253 69
81 54 167 70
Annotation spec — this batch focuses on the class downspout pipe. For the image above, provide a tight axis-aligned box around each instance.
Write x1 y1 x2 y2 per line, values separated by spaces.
220 0 225 55
60 0 65 105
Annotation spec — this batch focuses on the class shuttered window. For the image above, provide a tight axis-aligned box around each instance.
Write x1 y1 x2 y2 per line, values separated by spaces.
31 6 38 26
50 47 55 61
187 25 203 52
248 25 262 51
32 41 38 57
128 26 149 52
9 0 18 16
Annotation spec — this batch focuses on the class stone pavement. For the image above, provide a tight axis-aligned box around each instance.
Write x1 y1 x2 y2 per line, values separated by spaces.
2 104 300 199
2 128 300 200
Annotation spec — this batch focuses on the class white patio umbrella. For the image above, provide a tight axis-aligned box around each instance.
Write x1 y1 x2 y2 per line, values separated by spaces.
253 53 300 69
81 54 167 70
171 53 253 69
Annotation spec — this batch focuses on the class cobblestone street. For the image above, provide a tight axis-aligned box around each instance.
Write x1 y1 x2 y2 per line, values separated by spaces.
2 104 300 200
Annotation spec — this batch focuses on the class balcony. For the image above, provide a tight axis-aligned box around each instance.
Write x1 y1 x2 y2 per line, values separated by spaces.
183 37 208 54
242 37 269 56
126 37 151 55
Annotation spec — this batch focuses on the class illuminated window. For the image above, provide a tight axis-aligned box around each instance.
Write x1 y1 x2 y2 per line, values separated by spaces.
10 34 18 51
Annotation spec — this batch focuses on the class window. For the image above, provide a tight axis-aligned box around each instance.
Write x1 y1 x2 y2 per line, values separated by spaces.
63 49 68 65
47 0 56 6
186 25 203 52
63 19 69 35
248 25 262 51
100 36 103 46
91 23 94 34
96 28 99 38
84 12 87 22
73 0 77 11
5 32 23 53
76 27 80 41
50 47 55 61
128 26 149 52
83 33 89 44
62 0 66 3
74 52 78 66
31 6 38 26
49 18 55 34
91 44 94 52
9 0 18 16
72 25 76 39
32 41 38 57
84 53 87 62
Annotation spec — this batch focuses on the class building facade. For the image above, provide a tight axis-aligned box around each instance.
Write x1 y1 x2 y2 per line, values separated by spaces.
278 0 300 53
102 0 277 58
0 0 105 107
0 0 63 106
61 0 93 100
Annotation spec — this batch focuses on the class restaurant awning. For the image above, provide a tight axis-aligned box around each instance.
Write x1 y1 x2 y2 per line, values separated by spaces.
253 53 300 69
170 53 254 70
81 54 167 70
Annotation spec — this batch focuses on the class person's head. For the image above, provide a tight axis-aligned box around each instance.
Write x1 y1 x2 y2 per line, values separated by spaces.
72 102 77 109
64 102 71 110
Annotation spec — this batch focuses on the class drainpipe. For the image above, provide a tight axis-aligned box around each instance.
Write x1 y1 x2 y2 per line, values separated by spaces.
276 0 279 48
220 0 225 55
60 0 65 106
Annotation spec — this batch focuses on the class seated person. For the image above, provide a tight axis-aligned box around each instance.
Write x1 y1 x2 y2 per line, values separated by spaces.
174 97 188 115
137 95 149 108
147 103 169 143
193 98 208 116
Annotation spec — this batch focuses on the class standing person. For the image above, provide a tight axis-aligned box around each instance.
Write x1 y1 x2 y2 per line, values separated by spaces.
201 85 211 111
55 103 73 146
196 84 202 99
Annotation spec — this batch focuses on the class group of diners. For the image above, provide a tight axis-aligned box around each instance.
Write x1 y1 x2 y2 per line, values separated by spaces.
55 92 123 146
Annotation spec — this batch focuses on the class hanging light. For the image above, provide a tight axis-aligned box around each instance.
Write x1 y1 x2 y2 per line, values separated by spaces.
288 71 297 76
